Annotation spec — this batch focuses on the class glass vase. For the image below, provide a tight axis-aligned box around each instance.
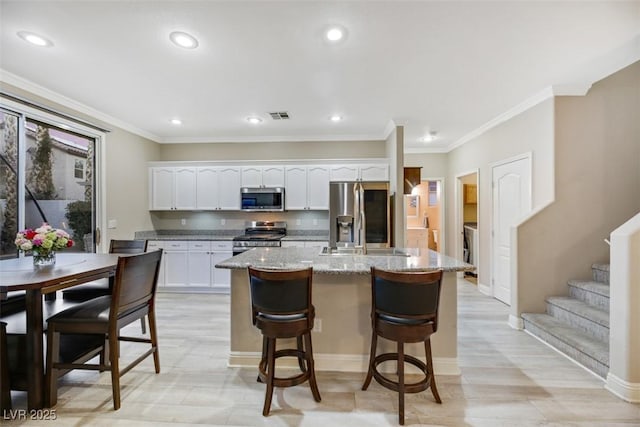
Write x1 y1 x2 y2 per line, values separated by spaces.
33 249 56 267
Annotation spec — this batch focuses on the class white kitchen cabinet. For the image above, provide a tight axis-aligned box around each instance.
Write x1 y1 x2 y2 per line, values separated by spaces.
146 240 165 286
241 166 284 188
187 241 232 292
329 164 389 182
285 165 329 210
196 166 241 210
150 167 197 210
163 241 189 287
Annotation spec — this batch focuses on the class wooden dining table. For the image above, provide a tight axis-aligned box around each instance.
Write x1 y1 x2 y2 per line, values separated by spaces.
0 253 120 410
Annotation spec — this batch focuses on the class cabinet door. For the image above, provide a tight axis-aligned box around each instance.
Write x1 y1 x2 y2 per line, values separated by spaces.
360 164 389 181
329 165 358 182
241 167 262 187
218 167 242 210
306 166 330 209
262 166 285 187
146 240 165 286
196 167 219 210
174 168 197 209
151 168 174 210
212 251 232 292
188 250 212 287
164 251 189 287
285 166 307 210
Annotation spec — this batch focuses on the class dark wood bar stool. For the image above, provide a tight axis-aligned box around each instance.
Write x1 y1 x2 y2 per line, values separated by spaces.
247 266 321 416
362 267 444 425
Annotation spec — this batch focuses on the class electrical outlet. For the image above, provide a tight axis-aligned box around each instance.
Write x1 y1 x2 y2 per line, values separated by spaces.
107 219 117 229
313 219 318 226
313 318 322 332
181 219 186 226
221 219 226 225
296 219 301 226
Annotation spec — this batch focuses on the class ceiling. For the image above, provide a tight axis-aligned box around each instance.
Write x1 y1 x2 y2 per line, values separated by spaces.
1 1 639 153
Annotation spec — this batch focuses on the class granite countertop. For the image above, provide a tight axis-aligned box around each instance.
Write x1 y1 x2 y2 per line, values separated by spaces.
216 246 473 275
134 230 329 242
134 230 240 241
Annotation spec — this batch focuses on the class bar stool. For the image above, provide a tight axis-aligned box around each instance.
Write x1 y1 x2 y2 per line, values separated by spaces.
362 267 443 425
247 266 321 416
0 321 11 411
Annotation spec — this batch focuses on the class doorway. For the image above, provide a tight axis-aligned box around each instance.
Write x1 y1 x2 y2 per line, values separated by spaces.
404 179 443 253
456 172 479 285
491 154 531 305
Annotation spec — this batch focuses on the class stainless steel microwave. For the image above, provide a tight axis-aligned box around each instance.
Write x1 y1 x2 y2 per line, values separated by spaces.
240 187 285 211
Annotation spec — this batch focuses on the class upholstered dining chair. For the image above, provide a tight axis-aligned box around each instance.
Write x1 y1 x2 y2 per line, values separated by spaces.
45 249 163 410
247 266 321 416
362 267 444 425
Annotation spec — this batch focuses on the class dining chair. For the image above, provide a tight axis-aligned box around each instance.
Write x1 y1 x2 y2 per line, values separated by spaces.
247 266 321 416
0 321 11 411
45 249 163 410
362 267 443 425
62 239 148 301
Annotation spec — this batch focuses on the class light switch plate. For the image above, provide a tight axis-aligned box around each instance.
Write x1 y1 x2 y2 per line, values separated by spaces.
107 219 117 229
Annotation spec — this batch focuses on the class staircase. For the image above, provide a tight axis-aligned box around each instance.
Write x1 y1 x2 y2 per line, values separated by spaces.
521 263 610 378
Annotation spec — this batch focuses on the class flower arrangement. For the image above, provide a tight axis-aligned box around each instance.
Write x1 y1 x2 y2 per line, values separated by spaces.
15 223 74 258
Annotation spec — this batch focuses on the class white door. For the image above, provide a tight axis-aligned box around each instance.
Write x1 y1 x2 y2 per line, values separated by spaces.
492 156 531 305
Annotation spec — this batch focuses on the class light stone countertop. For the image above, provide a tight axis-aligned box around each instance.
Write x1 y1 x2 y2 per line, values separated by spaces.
216 246 473 275
134 230 328 241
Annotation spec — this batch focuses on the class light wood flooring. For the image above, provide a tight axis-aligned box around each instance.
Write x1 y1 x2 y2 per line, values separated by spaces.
5 279 640 426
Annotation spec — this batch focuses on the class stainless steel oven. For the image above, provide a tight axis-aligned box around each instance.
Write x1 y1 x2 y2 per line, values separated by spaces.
232 221 286 255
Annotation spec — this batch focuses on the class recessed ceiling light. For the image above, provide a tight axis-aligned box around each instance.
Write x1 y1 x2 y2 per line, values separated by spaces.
325 25 347 43
420 131 438 143
17 31 53 47
329 115 343 122
170 118 182 125
246 116 263 125
169 31 199 49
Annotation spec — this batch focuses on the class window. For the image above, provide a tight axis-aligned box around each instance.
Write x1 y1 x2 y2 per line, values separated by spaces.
0 102 102 259
74 159 84 179
428 181 439 206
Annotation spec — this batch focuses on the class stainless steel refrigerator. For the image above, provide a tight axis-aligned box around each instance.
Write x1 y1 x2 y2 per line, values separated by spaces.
329 182 391 249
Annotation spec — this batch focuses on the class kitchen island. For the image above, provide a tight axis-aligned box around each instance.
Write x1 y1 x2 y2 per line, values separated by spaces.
216 247 472 375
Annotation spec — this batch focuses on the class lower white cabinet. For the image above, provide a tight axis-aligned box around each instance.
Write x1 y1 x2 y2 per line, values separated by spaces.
146 240 232 292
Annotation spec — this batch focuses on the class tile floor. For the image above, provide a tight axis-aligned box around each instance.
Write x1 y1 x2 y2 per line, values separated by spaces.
4 279 639 426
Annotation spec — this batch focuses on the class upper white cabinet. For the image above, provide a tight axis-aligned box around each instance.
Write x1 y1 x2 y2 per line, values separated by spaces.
329 164 388 182
285 165 329 210
150 167 197 210
196 166 241 210
241 166 285 188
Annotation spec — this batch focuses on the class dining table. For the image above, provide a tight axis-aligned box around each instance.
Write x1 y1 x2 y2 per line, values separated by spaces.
0 252 120 410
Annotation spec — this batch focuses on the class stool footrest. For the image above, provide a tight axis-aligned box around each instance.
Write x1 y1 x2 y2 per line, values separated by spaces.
258 348 311 388
372 352 433 394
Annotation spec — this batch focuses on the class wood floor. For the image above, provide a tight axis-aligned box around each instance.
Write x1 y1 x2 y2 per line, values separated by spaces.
5 279 640 426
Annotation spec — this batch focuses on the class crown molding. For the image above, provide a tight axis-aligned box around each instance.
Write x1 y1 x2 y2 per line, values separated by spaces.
0 69 161 142
157 133 385 144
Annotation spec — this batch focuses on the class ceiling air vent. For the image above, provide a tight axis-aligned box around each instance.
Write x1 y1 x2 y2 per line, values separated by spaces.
268 111 290 120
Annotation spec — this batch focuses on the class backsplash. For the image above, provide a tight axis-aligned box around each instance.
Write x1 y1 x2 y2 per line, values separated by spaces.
150 210 329 232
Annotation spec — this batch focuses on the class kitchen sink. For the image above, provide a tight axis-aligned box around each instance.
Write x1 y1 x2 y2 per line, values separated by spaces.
319 247 410 257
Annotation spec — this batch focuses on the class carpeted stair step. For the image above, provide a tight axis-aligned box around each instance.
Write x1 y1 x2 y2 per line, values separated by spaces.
522 312 609 378
546 296 609 342
568 279 610 312
591 263 610 285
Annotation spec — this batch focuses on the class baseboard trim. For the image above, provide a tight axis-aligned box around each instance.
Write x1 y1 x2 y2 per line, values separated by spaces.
477 282 492 296
606 373 640 403
229 351 460 376
509 314 524 330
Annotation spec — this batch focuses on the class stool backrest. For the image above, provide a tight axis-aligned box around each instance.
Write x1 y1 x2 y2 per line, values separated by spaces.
370 267 443 327
110 250 163 321
248 267 313 317
109 239 148 254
